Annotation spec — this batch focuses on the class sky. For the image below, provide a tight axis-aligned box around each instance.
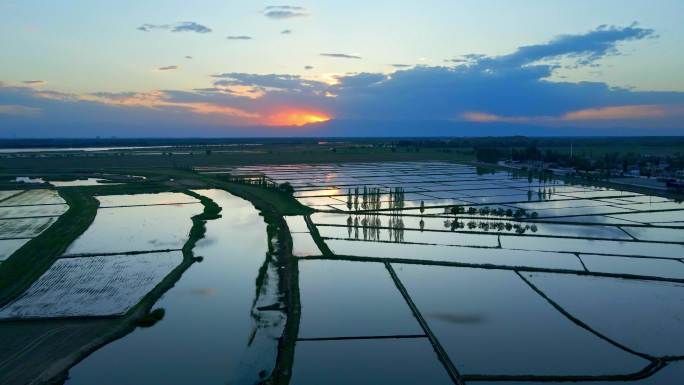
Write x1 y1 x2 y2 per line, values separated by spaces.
1 0 683 137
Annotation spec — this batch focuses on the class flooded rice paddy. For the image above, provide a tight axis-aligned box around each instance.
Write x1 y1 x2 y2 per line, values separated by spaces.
64 190 279 385
0 162 683 384
222 161 684 384
0 189 68 261
66 194 202 254
0 251 183 319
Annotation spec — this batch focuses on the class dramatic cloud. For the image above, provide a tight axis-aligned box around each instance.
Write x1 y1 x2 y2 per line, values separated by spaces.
334 72 386 89
320 53 362 59
226 35 253 40
137 22 212 34
211 73 325 93
391 64 412 68
562 105 682 121
2 24 682 137
157 65 178 71
475 23 654 69
0 85 264 137
263 5 308 19
304 65 314 70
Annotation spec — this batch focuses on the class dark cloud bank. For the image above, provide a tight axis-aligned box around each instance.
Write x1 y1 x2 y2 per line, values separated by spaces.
2 24 683 137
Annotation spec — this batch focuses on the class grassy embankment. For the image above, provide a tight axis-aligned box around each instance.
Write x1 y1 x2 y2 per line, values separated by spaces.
210 181 312 216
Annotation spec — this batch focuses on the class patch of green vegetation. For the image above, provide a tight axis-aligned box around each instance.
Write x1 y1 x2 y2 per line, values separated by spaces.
304 215 333 256
182 189 222 256
263 257 300 385
212 180 313 216
136 308 165 327
136 308 166 328
249 203 300 385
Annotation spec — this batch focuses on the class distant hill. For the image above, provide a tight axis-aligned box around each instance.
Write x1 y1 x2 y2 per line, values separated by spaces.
296 119 684 137
2 118 683 138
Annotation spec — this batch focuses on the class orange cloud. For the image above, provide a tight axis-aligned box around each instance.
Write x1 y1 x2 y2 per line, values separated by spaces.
561 104 677 121
266 109 331 126
28 86 337 127
462 112 528 123
85 91 260 120
463 104 684 125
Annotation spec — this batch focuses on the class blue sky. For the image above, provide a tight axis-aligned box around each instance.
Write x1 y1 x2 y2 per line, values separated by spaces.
1 0 683 137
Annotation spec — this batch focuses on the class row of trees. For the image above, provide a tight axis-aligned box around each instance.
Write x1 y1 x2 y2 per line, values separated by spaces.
343 212 540 243
346 214 405 242
477 143 684 176
442 205 538 219
346 186 406 211
225 175 295 195
443 218 538 234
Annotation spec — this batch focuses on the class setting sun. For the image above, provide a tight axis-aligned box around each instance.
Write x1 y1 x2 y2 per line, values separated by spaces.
266 110 331 126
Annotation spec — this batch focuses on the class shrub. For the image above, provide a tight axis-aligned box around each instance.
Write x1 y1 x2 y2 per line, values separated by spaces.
279 182 294 195
137 308 166 328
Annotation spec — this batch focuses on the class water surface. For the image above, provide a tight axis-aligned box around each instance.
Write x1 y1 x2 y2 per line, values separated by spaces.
66 189 272 385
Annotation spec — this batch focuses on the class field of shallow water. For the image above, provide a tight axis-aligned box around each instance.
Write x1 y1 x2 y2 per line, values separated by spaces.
0 188 69 261
0 189 65 206
291 338 453 385
221 161 684 383
66 196 202 254
0 238 30 261
65 189 276 385
0 190 22 200
298 260 422 338
2 161 683 385
395 264 648 376
524 272 684 357
0 217 57 239
95 192 199 207
0 204 68 218
0 251 183 319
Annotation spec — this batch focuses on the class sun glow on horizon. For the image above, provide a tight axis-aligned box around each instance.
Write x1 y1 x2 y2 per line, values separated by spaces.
266 110 331 126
